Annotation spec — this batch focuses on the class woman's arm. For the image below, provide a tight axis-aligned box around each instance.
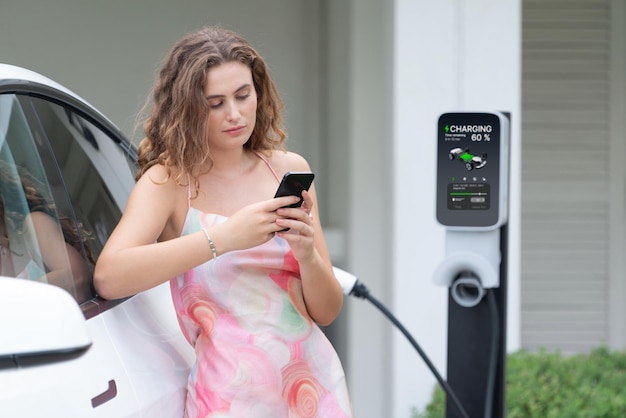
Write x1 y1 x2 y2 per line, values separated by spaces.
28 211 90 301
273 152 343 326
93 165 214 299
94 164 301 300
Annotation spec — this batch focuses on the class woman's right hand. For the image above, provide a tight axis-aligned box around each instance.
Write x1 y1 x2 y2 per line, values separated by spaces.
212 195 301 254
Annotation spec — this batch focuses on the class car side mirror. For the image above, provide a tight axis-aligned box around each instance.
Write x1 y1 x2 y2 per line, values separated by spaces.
0 277 92 368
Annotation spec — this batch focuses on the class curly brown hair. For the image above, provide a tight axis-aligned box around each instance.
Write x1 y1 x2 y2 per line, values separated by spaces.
136 26 287 194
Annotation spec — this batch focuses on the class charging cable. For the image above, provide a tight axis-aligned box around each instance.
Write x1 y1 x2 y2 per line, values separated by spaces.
333 267 502 418
333 267 470 418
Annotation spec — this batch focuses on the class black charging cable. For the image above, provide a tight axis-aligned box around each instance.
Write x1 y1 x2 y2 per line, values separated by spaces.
335 266 501 418
350 281 471 418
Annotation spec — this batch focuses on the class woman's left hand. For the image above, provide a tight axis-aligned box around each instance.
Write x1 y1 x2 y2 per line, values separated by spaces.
275 190 316 262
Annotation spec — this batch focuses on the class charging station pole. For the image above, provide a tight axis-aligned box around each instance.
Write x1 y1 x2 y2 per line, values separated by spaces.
433 112 510 418
446 225 507 418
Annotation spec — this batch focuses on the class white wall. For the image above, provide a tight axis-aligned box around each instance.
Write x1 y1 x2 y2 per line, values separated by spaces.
393 0 521 416
343 0 395 416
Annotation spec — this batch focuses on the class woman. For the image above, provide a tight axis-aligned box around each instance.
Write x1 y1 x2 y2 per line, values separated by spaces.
94 26 352 417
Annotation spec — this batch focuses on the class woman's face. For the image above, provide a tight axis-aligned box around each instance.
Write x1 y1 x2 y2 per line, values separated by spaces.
204 61 258 151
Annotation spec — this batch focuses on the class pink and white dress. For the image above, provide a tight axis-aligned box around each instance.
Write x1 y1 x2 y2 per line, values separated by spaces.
170 155 353 418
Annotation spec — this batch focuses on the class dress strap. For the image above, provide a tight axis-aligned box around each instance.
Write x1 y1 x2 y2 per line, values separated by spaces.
187 173 192 208
254 151 281 182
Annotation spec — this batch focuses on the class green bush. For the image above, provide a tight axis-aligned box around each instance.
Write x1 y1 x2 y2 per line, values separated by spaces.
412 346 626 418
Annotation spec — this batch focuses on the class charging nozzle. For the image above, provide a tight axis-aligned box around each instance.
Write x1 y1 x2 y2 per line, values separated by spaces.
332 266 358 296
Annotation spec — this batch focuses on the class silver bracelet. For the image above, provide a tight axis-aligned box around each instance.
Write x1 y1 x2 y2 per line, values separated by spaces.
201 227 218 259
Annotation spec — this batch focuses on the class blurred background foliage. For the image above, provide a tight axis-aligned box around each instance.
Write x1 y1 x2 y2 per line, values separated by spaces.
413 346 626 418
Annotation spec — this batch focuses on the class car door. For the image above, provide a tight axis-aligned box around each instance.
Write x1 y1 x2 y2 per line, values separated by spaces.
21 93 193 416
0 66 194 417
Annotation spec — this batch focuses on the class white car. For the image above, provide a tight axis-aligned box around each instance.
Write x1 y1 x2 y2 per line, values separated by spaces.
0 64 194 417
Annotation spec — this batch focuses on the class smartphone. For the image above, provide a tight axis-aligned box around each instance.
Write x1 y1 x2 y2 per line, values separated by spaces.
274 171 315 208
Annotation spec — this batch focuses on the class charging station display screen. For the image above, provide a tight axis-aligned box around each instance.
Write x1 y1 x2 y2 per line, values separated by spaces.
437 113 504 228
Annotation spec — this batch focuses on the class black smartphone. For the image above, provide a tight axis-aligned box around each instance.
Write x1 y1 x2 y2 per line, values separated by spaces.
274 171 315 208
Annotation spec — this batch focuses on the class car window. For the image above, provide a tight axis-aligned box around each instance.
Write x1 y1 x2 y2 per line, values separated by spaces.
0 93 135 306
0 93 93 301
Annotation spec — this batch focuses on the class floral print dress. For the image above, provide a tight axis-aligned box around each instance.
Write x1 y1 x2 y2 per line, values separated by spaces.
170 158 352 418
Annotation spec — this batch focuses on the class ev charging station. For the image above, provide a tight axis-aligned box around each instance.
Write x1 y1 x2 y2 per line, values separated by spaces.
434 112 510 418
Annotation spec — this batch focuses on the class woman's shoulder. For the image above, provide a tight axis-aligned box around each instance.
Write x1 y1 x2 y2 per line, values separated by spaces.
266 150 311 175
134 164 188 200
128 164 188 232
137 164 182 186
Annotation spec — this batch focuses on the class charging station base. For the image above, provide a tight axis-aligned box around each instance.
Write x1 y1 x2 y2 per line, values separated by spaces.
445 225 508 418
